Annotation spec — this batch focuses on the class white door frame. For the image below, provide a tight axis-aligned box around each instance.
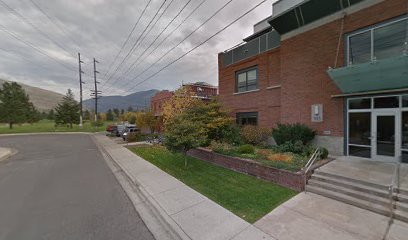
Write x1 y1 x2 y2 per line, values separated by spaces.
371 109 401 162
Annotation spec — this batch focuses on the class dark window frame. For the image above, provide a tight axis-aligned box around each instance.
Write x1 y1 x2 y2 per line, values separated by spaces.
235 66 258 93
236 112 258 126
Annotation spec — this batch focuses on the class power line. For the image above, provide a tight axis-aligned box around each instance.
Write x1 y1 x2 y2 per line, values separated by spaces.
104 0 209 93
0 0 76 59
102 0 194 92
0 23 76 72
103 0 168 86
109 0 235 94
102 0 153 80
122 0 269 95
27 0 109 75
27 0 82 49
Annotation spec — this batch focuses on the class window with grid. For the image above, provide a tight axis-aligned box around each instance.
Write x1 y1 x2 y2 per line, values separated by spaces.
235 67 258 93
236 112 258 126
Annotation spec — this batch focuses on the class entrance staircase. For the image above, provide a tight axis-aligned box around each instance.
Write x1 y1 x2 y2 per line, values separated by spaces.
306 169 408 223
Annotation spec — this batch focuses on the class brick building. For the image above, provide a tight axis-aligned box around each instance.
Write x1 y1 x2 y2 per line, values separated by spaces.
151 82 218 116
218 0 408 161
151 90 174 116
182 82 218 100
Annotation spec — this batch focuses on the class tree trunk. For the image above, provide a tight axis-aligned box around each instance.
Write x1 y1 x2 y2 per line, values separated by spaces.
70 123 73 128
9 122 13 129
183 150 188 167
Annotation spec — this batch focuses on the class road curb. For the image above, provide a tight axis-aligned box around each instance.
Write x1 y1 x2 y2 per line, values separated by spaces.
93 135 189 240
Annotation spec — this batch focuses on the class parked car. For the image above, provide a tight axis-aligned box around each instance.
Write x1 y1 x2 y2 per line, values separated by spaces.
122 127 139 141
106 124 115 132
116 125 126 137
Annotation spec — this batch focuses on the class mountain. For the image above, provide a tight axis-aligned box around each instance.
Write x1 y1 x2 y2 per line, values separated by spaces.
0 79 64 112
83 89 159 112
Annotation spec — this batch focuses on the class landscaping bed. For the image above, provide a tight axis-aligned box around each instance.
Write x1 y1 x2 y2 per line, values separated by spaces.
130 145 297 223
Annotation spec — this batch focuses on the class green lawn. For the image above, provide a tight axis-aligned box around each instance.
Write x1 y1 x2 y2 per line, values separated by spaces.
0 120 111 134
130 146 297 223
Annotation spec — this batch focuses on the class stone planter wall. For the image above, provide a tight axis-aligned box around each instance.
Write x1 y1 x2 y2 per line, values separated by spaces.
187 148 308 191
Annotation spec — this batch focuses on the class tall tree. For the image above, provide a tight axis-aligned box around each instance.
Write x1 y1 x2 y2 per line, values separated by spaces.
54 89 80 128
0 82 33 129
127 106 134 112
106 109 114 121
47 109 55 120
113 108 120 118
27 103 41 124
120 109 125 115
136 111 158 133
84 110 90 121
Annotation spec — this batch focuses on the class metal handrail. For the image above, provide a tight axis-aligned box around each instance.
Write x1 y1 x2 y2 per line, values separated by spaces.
303 148 321 192
382 161 400 240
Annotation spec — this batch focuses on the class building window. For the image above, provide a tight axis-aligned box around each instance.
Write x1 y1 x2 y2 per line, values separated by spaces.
347 17 407 65
235 67 258 93
236 112 258 125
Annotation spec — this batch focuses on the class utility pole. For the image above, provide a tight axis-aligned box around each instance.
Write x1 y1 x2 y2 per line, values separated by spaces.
78 53 85 127
91 58 101 122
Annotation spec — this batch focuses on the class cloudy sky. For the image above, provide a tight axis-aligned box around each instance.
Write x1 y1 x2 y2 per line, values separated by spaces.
0 0 274 99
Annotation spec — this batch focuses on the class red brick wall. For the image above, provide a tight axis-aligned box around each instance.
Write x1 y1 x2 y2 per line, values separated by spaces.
151 91 174 116
280 0 407 137
218 0 407 136
218 48 282 128
188 148 305 191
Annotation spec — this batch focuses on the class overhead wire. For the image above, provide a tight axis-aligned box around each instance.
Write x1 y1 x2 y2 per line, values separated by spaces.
101 0 153 80
102 0 194 92
121 0 270 95
0 0 76 59
109 0 236 94
103 0 169 86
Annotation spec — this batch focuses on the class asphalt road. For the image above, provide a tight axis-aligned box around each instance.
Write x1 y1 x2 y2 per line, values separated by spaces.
0 134 154 240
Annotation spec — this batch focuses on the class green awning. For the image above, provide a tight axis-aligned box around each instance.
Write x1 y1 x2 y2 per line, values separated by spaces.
269 0 365 35
327 54 408 94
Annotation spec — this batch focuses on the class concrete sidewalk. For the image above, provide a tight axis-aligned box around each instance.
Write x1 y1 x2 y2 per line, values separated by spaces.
255 192 408 240
94 134 274 240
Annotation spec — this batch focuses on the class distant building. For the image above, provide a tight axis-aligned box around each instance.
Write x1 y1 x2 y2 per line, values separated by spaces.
150 90 174 117
182 82 218 101
151 82 218 117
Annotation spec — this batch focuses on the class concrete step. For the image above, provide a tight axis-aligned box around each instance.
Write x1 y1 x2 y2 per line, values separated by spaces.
310 174 389 198
314 170 390 191
397 187 408 196
395 201 408 213
308 179 390 206
396 192 408 204
394 209 408 223
305 185 392 218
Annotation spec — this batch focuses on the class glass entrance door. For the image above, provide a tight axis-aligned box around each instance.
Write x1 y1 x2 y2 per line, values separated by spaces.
372 111 399 161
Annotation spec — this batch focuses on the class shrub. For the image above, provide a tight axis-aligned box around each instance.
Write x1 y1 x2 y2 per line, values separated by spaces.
319 147 329 159
237 144 255 154
272 123 315 145
267 153 293 163
91 120 104 127
271 140 315 156
127 132 147 142
256 149 272 159
219 124 242 145
210 141 233 154
240 125 272 146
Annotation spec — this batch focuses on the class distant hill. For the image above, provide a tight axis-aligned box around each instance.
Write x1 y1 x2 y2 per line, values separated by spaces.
0 79 64 112
83 89 159 112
